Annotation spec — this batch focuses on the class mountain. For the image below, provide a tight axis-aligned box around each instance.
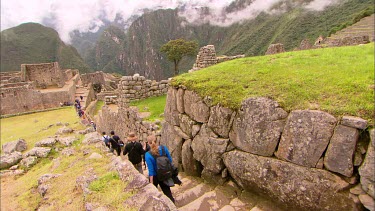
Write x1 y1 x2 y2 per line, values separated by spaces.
77 0 373 80
0 23 90 73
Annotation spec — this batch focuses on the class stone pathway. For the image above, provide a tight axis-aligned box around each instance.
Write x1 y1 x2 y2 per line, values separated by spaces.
75 86 90 109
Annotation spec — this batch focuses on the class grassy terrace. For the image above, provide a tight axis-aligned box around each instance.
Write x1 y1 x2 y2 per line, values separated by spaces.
172 43 374 123
129 95 166 121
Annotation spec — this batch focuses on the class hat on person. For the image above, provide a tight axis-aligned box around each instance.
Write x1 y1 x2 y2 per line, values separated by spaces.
127 132 137 141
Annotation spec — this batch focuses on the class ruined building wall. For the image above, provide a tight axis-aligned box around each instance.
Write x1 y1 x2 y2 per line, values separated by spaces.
20 62 66 88
80 71 105 86
118 74 169 101
159 86 373 211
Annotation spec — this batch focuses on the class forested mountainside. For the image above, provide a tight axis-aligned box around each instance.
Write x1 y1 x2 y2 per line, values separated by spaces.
0 23 90 73
77 0 373 80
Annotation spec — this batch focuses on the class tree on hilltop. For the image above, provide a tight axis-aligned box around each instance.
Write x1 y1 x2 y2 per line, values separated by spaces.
160 38 198 76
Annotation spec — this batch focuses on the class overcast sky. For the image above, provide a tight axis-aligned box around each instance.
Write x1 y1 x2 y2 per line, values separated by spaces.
1 0 338 43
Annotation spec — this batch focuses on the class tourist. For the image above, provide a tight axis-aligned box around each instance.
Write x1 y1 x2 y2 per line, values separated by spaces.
90 121 96 131
145 138 175 203
110 131 121 156
101 132 110 148
143 136 152 169
123 132 145 174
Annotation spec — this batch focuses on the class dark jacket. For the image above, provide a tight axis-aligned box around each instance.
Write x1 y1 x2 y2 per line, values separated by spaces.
109 135 120 148
123 141 145 164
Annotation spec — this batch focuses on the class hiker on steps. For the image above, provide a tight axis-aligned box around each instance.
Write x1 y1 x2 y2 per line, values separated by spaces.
109 131 122 156
101 132 110 149
145 137 175 204
123 132 145 174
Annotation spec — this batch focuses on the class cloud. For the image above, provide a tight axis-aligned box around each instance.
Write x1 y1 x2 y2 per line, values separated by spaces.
304 0 339 11
0 0 340 43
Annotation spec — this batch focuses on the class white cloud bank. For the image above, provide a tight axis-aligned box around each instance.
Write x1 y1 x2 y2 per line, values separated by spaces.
0 0 340 43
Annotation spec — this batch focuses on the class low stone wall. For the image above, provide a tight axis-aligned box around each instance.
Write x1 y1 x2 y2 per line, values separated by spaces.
217 55 245 63
161 86 374 210
118 74 169 101
265 43 285 55
324 35 370 47
96 106 161 144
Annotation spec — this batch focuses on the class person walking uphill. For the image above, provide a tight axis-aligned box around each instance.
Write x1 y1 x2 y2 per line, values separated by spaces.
110 131 121 156
145 137 175 204
123 132 145 174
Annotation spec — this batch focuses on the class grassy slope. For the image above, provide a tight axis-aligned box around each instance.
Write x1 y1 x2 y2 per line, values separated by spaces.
0 23 90 73
172 44 374 122
0 107 133 210
129 95 167 121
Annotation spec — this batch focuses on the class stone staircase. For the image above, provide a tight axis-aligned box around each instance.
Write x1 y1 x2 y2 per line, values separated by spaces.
168 172 284 211
75 86 90 109
325 14 374 44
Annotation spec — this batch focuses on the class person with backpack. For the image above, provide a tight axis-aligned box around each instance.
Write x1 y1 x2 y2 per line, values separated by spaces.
145 138 175 204
101 132 110 148
143 136 152 169
123 132 145 174
109 131 121 156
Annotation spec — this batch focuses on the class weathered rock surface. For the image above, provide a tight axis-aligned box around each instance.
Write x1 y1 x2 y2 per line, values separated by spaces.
76 168 98 195
24 147 51 158
178 114 196 138
208 105 235 138
182 139 201 177
341 116 368 130
88 152 103 159
265 43 285 55
58 136 78 146
223 150 354 211
20 156 38 168
184 90 210 123
324 125 359 177
276 110 336 167
229 98 287 156
2 139 27 154
359 194 375 211
61 148 76 156
82 132 102 145
164 88 179 126
359 129 375 198
160 122 183 167
0 152 22 169
35 137 57 147
176 88 185 113
56 126 74 134
192 125 228 174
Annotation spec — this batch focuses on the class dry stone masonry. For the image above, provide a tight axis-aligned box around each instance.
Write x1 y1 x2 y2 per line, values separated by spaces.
265 43 285 55
160 86 373 211
118 74 169 101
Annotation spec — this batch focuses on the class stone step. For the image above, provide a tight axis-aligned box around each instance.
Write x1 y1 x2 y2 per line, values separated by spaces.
172 177 202 196
178 190 231 211
174 183 213 207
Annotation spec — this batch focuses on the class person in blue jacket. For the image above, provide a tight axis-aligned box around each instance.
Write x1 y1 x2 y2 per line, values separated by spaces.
145 136 175 204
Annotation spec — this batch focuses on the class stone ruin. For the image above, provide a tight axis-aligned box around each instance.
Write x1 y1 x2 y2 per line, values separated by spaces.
298 39 313 50
0 62 79 115
189 45 245 72
21 62 66 89
265 43 285 55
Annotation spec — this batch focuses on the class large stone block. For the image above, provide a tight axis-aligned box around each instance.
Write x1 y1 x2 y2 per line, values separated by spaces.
223 150 355 211
229 97 287 156
181 139 201 176
176 88 185 113
324 125 359 177
184 90 210 123
275 110 336 167
178 114 196 138
191 125 228 174
164 87 179 126
2 139 27 154
160 122 183 167
341 116 368 130
208 105 235 138
0 152 22 169
359 129 375 198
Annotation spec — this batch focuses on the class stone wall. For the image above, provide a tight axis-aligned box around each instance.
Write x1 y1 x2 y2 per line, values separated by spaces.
96 106 162 144
20 62 66 88
161 86 374 210
1 75 78 115
81 71 105 87
265 43 285 55
323 35 370 47
117 74 169 101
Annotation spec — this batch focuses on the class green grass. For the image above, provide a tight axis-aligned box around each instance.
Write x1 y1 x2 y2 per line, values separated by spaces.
0 107 85 153
172 44 374 123
94 100 105 116
129 95 167 121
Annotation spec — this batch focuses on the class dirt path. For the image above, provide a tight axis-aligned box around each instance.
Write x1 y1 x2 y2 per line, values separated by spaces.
1 176 22 211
